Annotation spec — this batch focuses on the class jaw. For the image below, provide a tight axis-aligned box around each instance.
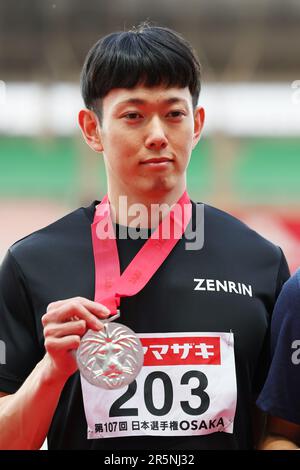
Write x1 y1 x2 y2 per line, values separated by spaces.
105 158 187 202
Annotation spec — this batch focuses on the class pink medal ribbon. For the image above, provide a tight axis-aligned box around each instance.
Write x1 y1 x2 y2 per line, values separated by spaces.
77 190 192 389
92 189 192 313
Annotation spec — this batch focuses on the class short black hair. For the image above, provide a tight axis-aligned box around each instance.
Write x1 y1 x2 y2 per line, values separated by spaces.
80 23 201 120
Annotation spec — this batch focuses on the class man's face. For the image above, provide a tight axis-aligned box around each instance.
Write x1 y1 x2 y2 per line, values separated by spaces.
97 85 204 201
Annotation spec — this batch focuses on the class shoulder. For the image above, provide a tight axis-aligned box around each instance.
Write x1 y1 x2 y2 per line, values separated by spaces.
201 202 283 258
203 203 271 241
282 268 300 293
8 201 97 266
267 269 300 349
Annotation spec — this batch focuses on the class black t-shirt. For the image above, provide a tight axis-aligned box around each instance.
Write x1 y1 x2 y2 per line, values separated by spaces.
0 201 289 449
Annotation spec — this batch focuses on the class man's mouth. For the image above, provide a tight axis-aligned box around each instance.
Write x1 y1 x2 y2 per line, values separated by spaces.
140 157 173 165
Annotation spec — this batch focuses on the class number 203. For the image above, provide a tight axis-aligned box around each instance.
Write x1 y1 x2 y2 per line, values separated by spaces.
109 370 210 417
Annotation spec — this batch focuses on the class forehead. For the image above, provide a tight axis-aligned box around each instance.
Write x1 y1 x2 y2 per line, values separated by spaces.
102 85 193 110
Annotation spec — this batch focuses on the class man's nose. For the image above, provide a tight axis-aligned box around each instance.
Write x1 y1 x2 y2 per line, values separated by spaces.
144 117 168 150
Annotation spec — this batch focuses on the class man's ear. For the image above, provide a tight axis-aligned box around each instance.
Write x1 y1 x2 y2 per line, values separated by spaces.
192 106 205 149
78 109 103 153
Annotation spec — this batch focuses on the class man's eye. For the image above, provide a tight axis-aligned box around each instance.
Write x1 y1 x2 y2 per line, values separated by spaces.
167 111 185 118
124 112 142 120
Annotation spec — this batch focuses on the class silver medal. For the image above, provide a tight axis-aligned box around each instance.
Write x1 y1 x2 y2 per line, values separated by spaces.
76 311 144 389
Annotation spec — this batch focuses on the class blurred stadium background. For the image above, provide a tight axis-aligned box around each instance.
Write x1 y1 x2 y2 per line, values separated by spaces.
0 0 300 273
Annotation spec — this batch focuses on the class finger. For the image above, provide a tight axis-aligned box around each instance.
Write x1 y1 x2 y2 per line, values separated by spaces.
44 320 88 339
46 300 66 313
43 303 104 331
46 297 110 317
70 315 80 321
71 297 111 318
45 335 81 355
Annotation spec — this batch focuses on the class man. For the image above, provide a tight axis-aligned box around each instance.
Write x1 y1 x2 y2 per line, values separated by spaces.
257 269 300 450
0 24 289 449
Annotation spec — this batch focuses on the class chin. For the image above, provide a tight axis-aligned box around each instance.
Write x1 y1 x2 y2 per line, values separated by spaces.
133 174 182 198
146 180 175 194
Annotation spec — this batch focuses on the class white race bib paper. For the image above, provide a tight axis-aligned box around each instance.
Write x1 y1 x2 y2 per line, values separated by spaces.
80 332 237 439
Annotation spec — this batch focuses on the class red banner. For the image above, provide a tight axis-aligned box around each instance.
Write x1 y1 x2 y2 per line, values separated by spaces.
141 336 221 366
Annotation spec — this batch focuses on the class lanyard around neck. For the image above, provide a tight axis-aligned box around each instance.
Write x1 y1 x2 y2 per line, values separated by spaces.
91 191 192 314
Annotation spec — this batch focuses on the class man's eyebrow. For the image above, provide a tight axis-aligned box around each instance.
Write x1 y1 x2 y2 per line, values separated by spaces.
115 97 189 106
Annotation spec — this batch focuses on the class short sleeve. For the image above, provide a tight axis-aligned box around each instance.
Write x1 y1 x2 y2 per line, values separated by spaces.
0 250 43 394
256 268 300 423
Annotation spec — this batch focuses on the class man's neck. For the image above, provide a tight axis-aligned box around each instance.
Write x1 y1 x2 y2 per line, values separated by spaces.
107 186 186 228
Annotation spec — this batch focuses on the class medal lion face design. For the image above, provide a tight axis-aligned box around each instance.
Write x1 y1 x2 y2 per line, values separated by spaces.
77 323 144 389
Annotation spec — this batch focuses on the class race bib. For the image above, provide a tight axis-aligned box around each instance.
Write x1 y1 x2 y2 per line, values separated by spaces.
80 332 237 439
